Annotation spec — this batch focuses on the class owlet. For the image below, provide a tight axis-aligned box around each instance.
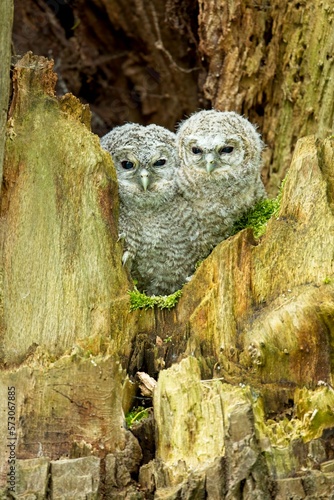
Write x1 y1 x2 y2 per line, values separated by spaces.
101 123 200 295
176 110 266 257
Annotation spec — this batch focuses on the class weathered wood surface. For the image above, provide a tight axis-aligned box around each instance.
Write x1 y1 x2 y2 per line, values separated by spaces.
2 54 334 497
1 52 135 365
0 0 13 183
141 133 334 495
149 356 334 497
134 135 334 401
0 54 144 493
198 0 334 193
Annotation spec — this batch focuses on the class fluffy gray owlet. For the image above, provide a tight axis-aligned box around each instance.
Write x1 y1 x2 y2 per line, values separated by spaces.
176 110 266 258
100 123 201 295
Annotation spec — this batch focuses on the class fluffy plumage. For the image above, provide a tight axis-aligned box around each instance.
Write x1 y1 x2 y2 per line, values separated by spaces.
101 123 200 295
176 110 266 257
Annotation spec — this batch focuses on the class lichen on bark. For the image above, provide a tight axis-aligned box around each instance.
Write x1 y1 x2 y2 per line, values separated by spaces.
0 53 133 365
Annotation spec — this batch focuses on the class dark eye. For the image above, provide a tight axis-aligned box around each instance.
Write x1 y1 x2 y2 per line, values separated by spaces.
192 146 203 155
121 160 135 170
219 146 234 154
153 159 166 167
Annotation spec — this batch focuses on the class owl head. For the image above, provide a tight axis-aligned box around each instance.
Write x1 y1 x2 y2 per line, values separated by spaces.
101 123 178 207
176 110 263 178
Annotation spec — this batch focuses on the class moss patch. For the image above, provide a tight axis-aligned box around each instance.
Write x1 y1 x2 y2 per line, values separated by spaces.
129 286 182 311
233 179 285 238
125 406 150 428
233 198 280 238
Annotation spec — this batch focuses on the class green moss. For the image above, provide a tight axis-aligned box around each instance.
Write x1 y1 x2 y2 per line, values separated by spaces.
129 286 182 311
125 406 150 428
195 259 204 270
232 179 286 238
232 198 279 238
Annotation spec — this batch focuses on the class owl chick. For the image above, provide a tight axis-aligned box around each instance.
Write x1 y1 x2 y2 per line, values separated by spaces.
176 110 266 257
100 123 200 295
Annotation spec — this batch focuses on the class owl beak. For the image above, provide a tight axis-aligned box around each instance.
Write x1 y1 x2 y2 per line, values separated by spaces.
206 153 216 174
206 163 216 174
140 169 150 191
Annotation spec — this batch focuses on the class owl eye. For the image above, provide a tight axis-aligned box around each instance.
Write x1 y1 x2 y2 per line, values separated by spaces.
153 159 166 167
121 160 135 170
192 146 203 155
219 146 234 154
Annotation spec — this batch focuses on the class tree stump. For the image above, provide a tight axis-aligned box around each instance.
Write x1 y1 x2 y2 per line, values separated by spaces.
2 53 334 498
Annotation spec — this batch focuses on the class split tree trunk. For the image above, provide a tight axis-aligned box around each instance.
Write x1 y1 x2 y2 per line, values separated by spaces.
4 1 334 497
1 53 334 499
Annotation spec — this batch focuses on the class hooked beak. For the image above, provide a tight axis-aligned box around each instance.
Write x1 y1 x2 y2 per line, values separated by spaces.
140 168 150 191
205 153 216 174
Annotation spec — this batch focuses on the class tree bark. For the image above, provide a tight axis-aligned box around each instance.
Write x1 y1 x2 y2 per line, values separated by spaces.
198 0 334 194
1 53 134 365
0 0 13 184
0 54 141 493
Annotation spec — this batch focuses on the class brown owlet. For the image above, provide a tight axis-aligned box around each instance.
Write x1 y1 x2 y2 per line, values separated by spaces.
176 110 266 257
100 123 200 295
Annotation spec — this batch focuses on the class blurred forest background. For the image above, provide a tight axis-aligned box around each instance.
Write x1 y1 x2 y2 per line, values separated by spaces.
12 0 334 195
